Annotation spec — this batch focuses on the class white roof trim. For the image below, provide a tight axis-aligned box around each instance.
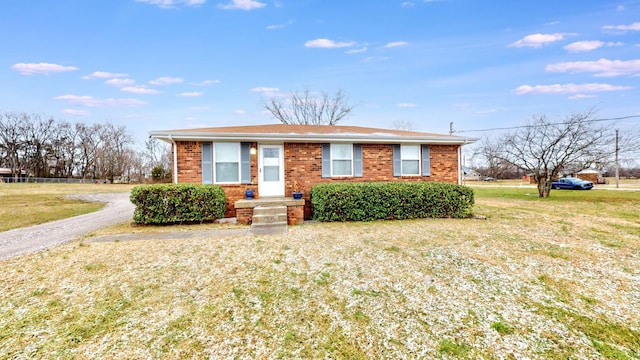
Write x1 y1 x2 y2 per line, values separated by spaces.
149 131 477 145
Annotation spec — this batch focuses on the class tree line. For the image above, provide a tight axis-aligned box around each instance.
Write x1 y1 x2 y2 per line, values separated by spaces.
0 112 170 183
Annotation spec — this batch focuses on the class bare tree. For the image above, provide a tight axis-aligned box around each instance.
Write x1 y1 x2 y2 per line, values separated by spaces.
472 137 523 179
392 119 416 131
0 112 29 180
96 123 133 183
263 88 355 125
491 111 610 197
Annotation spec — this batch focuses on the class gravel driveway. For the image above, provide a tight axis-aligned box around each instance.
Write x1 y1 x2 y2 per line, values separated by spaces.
0 193 134 260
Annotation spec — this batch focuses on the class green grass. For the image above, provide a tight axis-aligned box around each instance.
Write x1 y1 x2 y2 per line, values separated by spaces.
438 338 470 357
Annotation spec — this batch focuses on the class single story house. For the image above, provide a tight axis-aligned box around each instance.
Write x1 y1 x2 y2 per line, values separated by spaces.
575 169 606 184
462 166 481 181
150 124 477 221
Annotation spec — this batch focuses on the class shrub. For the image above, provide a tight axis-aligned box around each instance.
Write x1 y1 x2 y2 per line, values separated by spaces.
310 182 474 222
130 184 226 225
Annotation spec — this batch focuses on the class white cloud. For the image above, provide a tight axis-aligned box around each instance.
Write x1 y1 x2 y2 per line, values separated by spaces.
54 95 147 107
121 86 161 94
266 20 293 30
508 33 573 48
383 41 409 48
305 38 356 48
178 91 203 97
617 5 625 11
234 109 246 115
546 58 640 77
105 78 136 87
149 76 184 85
563 40 603 53
397 103 417 108
475 109 497 115
135 0 206 9
513 83 631 95
251 87 279 93
602 22 640 32
61 109 90 116
82 71 128 80
251 87 281 96
190 79 220 86
401 2 415 7
363 56 389 63
563 41 623 53
345 47 367 54
11 62 78 75
568 94 598 100
219 0 266 10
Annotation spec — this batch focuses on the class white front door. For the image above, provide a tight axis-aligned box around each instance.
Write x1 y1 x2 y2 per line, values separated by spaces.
258 144 284 197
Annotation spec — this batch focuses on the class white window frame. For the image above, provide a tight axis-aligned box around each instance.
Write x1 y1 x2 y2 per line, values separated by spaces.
330 143 353 177
400 144 421 176
213 142 241 184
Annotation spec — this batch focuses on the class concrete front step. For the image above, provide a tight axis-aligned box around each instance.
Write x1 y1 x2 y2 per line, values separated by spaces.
253 205 287 216
251 206 288 234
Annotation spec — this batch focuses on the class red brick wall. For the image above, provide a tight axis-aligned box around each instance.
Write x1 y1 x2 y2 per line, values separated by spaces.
174 141 202 183
283 143 459 219
174 141 460 219
174 141 258 218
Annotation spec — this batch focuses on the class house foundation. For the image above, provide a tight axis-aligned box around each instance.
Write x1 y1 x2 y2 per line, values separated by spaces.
234 197 305 225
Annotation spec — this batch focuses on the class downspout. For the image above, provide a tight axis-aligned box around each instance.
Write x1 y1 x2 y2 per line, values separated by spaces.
168 135 178 184
458 145 462 185
458 138 468 185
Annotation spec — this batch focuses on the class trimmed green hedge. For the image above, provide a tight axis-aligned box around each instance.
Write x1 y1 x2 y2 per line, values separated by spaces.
130 184 226 225
310 182 474 222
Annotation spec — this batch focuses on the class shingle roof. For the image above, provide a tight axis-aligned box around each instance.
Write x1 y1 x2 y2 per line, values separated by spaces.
150 124 477 145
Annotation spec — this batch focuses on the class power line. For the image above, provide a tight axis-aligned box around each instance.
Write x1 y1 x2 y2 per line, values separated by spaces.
454 115 640 134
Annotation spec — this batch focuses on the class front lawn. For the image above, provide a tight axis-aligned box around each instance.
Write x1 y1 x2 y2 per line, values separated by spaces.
0 183 134 231
1 188 639 358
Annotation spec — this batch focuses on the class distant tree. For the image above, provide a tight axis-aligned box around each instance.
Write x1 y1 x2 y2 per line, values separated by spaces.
96 123 132 183
0 112 29 180
76 123 104 179
144 137 171 177
263 88 356 125
392 119 416 131
487 110 610 197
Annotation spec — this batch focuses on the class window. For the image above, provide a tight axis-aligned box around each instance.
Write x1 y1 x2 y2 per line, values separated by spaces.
202 142 251 184
401 145 420 176
393 144 431 177
331 143 353 176
321 144 363 178
215 142 240 183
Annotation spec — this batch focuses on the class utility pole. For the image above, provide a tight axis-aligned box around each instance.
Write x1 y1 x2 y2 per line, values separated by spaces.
449 122 454 135
615 129 619 189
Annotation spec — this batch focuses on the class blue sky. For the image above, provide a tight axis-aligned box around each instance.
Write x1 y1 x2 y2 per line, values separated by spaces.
2 0 639 144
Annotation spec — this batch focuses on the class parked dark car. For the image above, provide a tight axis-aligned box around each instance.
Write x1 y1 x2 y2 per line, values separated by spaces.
551 177 594 190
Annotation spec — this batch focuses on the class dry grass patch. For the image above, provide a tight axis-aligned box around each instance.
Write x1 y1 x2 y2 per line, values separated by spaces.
1 188 639 358
0 183 134 231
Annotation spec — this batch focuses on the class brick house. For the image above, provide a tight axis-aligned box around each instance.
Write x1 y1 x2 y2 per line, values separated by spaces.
149 124 477 222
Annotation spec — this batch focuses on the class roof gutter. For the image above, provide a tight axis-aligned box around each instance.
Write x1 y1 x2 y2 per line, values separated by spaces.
168 134 178 184
150 131 478 145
